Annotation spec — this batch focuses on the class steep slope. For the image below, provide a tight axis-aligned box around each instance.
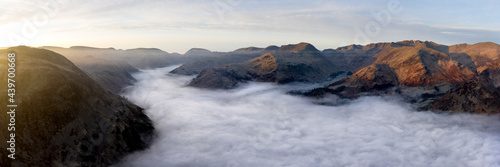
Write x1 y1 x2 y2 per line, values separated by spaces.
189 43 339 89
43 46 187 69
431 71 500 114
373 41 475 86
322 43 388 73
0 47 154 166
309 41 476 99
170 46 278 75
450 42 500 86
308 64 399 98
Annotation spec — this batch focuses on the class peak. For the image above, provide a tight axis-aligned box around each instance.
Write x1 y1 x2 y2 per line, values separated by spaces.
279 42 318 52
186 48 212 54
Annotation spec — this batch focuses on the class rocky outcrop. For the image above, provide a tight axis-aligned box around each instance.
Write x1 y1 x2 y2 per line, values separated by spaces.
0 47 154 166
431 71 500 114
373 41 475 86
189 43 339 89
322 44 381 73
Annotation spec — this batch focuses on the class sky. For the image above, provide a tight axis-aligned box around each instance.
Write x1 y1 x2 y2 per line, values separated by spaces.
1 0 499 53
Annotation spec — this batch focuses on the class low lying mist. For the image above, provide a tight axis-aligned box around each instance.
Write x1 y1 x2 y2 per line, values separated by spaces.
116 66 500 167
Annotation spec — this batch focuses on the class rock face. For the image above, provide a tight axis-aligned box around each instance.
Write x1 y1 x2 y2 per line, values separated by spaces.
189 43 339 89
170 45 279 75
0 47 154 166
431 71 500 114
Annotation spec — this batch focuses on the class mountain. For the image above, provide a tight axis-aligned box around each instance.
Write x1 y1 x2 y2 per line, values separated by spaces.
184 48 222 57
307 40 500 113
188 43 339 89
233 46 279 53
43 46 187 69
169 45 278 75
67 55 139 94
450 42 500 86
431 71 500 114
43 46 195 93
322 43 391 73
310 40 476 96
0 46 154 166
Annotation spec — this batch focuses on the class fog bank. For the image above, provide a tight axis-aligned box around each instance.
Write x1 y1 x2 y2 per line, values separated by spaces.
117 66 500 167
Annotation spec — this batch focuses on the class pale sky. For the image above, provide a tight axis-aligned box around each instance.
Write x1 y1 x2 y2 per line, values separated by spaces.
1 0 499 53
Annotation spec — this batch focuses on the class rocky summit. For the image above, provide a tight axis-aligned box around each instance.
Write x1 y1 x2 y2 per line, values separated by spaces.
0 47 154 166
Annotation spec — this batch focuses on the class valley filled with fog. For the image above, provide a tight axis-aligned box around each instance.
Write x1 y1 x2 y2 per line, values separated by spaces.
116 66 500 167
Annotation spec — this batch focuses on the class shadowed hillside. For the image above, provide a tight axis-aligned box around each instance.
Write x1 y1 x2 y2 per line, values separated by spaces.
0 46 154 166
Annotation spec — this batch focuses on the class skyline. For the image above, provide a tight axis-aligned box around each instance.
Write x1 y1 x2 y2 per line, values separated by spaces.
1 0 500 53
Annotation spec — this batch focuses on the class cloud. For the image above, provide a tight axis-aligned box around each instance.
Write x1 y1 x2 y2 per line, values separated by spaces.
115 66 500 167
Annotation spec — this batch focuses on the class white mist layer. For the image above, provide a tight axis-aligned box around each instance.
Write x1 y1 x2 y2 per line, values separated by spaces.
117 66 500 167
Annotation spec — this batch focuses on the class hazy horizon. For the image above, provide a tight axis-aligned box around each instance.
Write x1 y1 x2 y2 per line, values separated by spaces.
1 0 500 53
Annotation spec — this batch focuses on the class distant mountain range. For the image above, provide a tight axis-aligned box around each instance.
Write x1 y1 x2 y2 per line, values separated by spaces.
41 41 500 112
1 40 499 166
0 47 154 166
